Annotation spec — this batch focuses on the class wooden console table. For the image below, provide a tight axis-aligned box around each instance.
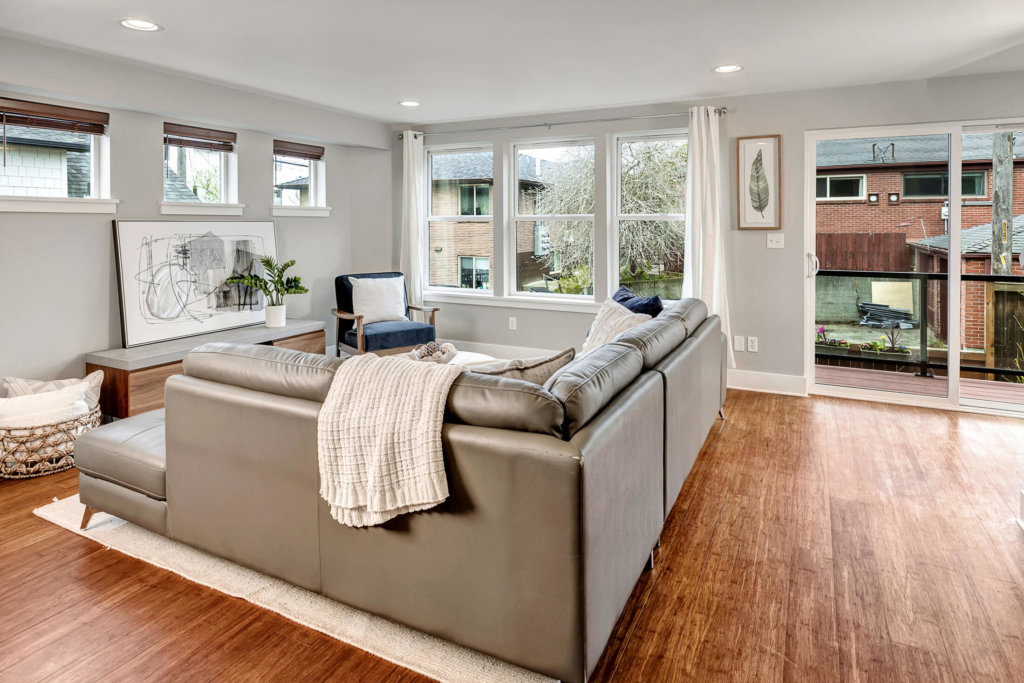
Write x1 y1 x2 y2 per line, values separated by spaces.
85 319 326 418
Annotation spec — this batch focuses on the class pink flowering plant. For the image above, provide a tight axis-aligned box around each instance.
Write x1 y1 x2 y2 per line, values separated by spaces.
815 325 849 348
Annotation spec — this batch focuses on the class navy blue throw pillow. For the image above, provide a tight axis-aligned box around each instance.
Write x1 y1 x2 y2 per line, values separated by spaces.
612 285 663 317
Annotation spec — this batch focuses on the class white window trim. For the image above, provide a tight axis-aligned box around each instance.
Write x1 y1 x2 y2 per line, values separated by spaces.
510 138 597 300
160 201 245 216
423 144 497 298
272 156 329 214
162 146 238 207
0 196 120 213
613 131 687 300
815 173 867 200
901 169 987 199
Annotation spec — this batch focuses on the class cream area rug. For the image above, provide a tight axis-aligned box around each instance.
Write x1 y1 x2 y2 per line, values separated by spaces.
34 495 553 683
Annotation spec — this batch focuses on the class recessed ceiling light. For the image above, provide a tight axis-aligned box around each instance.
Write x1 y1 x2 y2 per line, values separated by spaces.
712 64 743 73
399 100 421 107
120 18 161 32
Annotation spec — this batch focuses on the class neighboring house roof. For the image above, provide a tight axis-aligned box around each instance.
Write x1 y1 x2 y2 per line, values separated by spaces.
430 151 546 183
913 214 1024 255
275 177 309 189
4 128 91 153
162 168 201 202
817 133 1024 168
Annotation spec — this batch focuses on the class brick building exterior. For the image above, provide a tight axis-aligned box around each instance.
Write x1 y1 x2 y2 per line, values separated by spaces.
816 133 1024 354
427 151 546 291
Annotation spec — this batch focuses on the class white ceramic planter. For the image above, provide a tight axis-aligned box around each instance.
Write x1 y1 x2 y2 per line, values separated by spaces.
265 305 286 328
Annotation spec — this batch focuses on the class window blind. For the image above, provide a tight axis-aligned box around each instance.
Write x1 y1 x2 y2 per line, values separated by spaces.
273 139 325 160
164 122 236 153
0 97 109 135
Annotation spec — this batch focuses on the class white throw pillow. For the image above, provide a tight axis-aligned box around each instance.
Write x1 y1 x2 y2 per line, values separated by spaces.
461 348 576 385
0 382 91 429
350 276 409 325
582 299 652 352
3 370 103 410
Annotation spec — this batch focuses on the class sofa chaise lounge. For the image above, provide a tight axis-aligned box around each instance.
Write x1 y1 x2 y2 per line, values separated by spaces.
74 299 725 682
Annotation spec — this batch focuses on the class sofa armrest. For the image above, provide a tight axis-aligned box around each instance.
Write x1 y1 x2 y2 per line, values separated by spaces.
569 371 664 676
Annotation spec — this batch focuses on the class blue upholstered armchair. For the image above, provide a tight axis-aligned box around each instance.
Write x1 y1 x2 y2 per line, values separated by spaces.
332 272 438 355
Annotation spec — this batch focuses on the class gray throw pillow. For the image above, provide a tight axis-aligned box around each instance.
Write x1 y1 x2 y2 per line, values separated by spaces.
465 348 576 385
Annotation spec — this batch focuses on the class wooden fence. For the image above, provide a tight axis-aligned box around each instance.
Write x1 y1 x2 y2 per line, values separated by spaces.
816 232 910 271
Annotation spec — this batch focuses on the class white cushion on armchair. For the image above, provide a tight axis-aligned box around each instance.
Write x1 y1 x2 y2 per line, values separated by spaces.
350 276 409 325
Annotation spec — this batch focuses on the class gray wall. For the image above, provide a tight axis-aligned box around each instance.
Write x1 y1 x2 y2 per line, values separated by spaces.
395 69 1024 377
0 51 392 381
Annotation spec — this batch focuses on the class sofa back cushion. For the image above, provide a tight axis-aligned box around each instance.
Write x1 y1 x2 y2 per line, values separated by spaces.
615 315 687 370
445 373 564 437
662 298 708 336
183 343 344 403
544 342 644 437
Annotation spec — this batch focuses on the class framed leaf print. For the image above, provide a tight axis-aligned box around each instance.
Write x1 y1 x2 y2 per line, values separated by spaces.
737 135 781 230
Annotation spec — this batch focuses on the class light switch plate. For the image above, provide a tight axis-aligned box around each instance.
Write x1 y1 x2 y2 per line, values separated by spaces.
767 233 784 249
733 335 745 352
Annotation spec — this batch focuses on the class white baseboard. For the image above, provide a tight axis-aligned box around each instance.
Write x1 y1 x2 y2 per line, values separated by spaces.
728 369 808 397
438 339 558 360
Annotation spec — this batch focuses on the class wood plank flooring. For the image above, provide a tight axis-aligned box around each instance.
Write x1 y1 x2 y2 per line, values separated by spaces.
3 390 1024 681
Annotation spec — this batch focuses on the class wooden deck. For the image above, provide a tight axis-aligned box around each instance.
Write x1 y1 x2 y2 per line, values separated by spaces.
817 364 1024 405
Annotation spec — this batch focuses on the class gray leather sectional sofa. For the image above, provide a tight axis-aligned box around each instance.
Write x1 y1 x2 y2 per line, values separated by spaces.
75 298 725 683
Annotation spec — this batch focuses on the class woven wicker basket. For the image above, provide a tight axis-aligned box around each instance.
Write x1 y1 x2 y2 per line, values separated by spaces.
0 406 102 479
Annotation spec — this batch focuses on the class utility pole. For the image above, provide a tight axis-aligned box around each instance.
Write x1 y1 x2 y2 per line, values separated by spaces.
992 132 1014 275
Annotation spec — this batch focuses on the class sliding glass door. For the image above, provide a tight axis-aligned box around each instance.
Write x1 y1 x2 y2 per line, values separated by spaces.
812 132 950 398
958 129 1024 409
809 124 1024 411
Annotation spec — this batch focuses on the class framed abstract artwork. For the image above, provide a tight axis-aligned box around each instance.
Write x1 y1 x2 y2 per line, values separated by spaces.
113 220 278 347
737 135 781 230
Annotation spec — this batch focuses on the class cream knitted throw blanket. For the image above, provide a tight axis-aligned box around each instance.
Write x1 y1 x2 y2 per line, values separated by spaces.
317 353 464 527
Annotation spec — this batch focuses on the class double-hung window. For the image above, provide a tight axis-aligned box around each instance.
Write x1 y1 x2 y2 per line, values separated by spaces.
514 141 595 296
273 140 326 209
162 123 237 209
426 147 494 291
0 97 108 200
615 134 687 300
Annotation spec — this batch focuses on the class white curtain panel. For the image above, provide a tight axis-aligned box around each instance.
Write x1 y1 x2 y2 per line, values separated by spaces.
685 106 736 368
399 131 425 307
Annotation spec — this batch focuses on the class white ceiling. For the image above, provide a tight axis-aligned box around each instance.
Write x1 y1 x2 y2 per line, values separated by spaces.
1 0 1023 125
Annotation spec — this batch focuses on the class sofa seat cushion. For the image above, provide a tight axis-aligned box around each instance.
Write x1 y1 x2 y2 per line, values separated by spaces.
184 343 344 403
75 409 167 500
616 315 687 370
544 342 644 437
345 320 435 352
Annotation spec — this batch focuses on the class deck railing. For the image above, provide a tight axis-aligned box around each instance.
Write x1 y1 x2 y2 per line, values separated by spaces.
815 269 1024 379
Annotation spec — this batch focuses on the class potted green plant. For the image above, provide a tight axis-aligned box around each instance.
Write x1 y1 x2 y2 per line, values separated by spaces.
860 325 913 361
226 256 308 328
814 325 851 356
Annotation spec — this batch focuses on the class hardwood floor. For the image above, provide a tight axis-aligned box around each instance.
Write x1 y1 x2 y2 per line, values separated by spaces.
3 390 1024 681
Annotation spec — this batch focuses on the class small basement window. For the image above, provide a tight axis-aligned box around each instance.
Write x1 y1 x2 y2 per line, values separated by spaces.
816 175 865 200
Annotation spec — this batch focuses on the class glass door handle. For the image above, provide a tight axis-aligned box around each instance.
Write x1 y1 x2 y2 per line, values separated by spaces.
807 253 820 277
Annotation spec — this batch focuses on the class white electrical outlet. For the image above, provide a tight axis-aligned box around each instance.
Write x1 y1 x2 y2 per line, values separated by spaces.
733 335 745 351
508 316 517 330
747 336 759 352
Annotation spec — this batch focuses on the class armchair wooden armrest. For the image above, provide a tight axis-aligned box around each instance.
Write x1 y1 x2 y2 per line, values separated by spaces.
407 304 439 326
331 308 365 354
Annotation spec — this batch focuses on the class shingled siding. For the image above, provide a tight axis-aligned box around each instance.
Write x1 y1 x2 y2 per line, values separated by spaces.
0 144 68 197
